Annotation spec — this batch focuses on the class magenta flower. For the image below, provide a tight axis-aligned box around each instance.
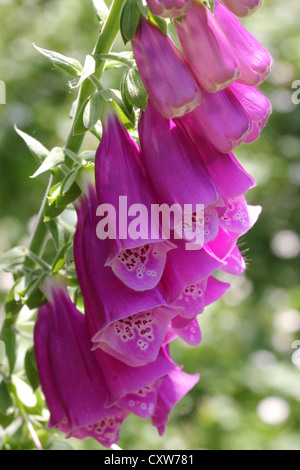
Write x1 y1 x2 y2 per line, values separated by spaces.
95 106 174 291
132 18 202 119
34 278 128 448
146 0 191 18
175 1 240 92
151 368 199 436
229 82 272 143
92 306 177 367
161 239 225 308
188 88 252 153
93 347 176 408
138 102 218 210
176 115 256 199
220 0 263 17
74 185 169 336
214 1 273 86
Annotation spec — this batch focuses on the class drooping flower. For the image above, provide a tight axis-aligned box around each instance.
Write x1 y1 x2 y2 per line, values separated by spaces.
93 347 177 408
33 277 127 448
175 115 256 199
229 82 272 143
188 88 252 153
95 105 174 291
138 102 218 211
220 0 263 17
151 368 200 436
214 0 273 86
92 306 178 367
146 0 192 18
74 183 170 336
132 18 202 119
175 1 240 92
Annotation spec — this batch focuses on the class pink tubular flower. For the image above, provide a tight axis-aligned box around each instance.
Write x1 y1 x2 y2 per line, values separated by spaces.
138 102 218 209
146 0 192 18
33 278 128 448
95 106 174 291
175 115 256 199
220 0 263 17
74 184 169 336
188 88 252 153
132 18 202 119
152 368 199 436
214 1 273 86
175 1 240 92
92 306 178 367
93 347 176 408
229 82 272 143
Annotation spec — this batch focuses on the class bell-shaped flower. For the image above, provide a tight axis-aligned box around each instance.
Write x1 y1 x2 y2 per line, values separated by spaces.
161 239 225 308
175 1 240 92
204 276 231 306
93 347 176 407
220 0 263 17
208 197 262 271
92 306 178 367
176 114 256 200
146 0 191 18
229 82 272 143
139 102 218 213
132 18 202 119
95 106 174 291
189 88 252 153
33 277 128 448
214 1 273 86
151 368 199 435
74 184 170 336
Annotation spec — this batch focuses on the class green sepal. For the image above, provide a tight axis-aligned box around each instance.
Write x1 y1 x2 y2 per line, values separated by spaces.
120 0 141 44
24 347 40 392
122 67 147 110
33 44 83 77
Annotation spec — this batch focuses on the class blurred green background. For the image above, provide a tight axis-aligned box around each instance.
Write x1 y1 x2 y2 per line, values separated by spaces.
1 0 300 451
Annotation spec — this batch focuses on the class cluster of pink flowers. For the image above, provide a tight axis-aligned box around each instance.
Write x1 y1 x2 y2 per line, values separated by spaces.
34 0 272 448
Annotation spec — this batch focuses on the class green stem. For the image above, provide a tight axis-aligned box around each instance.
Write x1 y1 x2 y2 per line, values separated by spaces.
65 0 126 154
24 175 53 269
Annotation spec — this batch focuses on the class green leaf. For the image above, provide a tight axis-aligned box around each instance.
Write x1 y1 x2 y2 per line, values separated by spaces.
52 241 72 274
136 0 149 18
122 67 148 110
33 44 83 77
73 96 91 136
1 328 17 374
83 92 104 129
31 147 65 178
97 52 134 67
19 272 47 308
44 176 81 221
0 341 5 366
0 382 13 415
77 55 98 88
0 411 15 430
120 0 141 44
121 72 134 116
148 12 168 35
4 281 23 321
92 0 108 26
201 0 215 12
80 150 96 162
24 348 40 392
0 247 27 272
14 126 49 165
99 89 135 129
